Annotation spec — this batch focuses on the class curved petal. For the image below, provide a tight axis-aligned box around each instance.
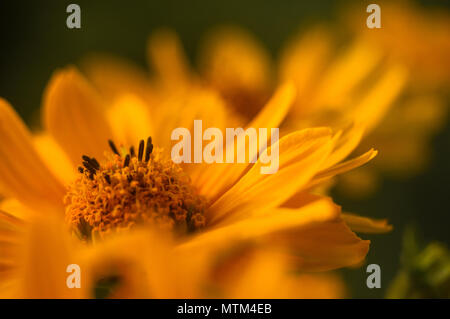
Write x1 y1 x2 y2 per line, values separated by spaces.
308 148 378 188
191 82 296 200
208 128 333 225
342 213 392 234
180 198 369 271
0 99 65 210
42 67 114 164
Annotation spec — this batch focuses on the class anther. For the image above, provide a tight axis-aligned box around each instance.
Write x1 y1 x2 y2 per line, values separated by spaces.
138 140 144 161
129 146 136 157
78 167 84 174
82 161 93 171
145 137 153 162
82 155 100 170
90 157 100 170
104 174 111 185
124 154 130 167
82 161 96 176
108 140 120 156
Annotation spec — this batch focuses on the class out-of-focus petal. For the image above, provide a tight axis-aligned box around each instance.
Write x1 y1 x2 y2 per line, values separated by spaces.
0 99 65 210
43 67 114 164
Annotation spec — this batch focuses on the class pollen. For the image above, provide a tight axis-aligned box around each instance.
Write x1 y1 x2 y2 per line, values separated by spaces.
64 137 207 240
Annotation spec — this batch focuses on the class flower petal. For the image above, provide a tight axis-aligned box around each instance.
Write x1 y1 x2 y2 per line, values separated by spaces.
43 67 114 164
192 82 296 200
309 148 378 187
208 128 333 225
0 99 66 210
181 198 369 271
342 213 393 233
107 94 154 147
147 29 192 87
17 215 88 298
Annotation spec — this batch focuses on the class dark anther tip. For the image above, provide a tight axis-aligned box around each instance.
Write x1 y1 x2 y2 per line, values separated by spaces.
129 146 136 157
124 154 130 167
78 167 84 174
138 140 145 161
90 158 100 170
104 174 111 184
144 136 153 162
108 140 120 156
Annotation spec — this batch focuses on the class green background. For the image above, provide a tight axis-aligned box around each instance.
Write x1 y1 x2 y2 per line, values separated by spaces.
0 0 448 298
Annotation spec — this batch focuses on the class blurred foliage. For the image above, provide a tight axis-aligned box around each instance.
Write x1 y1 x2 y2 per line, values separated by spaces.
387 226 450 298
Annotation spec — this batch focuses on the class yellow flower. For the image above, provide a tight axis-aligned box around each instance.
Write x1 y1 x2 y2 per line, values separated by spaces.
0 61 388 297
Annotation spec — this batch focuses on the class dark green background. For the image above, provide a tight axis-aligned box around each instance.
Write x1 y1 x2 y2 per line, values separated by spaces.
0 0 448 298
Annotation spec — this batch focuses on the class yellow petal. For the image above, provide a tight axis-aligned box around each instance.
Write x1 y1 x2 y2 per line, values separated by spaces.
309 148 378 187
181 198 338 252
351 64 408 133
313 38 383 109
192 82 296 200
82 54 154 103
268 215 370 271
278 27 332 112
43 67 114 164
33 133 75 185
342 213 393 233
147 29 192 87
107 94 154 147
18 214 88 298
324 123 365 168
208 129 333 225
184 198 369 271
0 99 65 210
199 26 271 95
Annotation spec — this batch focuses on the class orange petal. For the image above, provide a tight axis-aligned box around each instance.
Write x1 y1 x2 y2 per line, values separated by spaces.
208 128 333 225
0 99 65 210
42 67 114 164
17 214 88 298
147 29 192 87
309 148 378 187
107 94 154 147
342 213 393 233
192 82 296 200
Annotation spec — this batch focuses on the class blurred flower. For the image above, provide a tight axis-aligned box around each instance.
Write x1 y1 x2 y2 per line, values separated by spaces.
387 226 450 299
336 0 450 197
0 62 388 297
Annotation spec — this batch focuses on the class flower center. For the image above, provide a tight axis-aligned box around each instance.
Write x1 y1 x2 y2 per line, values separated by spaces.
64 137 206 240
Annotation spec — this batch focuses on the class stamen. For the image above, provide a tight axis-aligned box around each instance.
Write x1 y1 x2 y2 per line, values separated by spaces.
90 157 100 170
138 140 144 161
145 137 153 162
66 146 207 237
129 146 136 157
82 161 94 172
108 140 120 156
124 154 130 167
82 155 100 170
